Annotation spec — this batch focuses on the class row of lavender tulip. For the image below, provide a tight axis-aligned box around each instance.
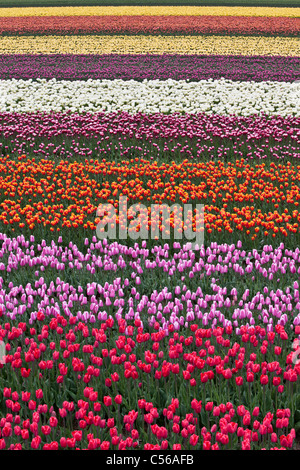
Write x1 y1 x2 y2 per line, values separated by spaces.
0 232 299 334
0 54 299 82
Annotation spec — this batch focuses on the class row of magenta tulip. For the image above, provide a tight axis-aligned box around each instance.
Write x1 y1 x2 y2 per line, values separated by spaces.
0 112 298 162
0 393 295 450
0 232 299 331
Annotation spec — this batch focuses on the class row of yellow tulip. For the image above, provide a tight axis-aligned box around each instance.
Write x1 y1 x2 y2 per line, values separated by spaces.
0 34 298 56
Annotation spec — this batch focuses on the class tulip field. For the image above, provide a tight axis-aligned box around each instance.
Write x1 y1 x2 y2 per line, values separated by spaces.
0 0 300 453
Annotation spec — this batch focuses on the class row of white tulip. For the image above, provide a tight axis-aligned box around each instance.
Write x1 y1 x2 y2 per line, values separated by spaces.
0 78 299 116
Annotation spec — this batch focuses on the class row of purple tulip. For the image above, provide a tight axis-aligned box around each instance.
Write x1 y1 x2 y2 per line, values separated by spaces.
0 54 299 82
